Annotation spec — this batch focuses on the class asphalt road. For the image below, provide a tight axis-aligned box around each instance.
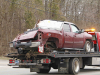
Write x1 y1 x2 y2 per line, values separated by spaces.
0 59 100 75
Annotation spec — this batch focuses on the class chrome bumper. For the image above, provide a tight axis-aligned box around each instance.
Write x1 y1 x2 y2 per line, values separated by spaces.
10 41 40 48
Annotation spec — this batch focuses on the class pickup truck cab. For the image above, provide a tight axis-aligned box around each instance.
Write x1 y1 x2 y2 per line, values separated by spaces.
10 20 93 54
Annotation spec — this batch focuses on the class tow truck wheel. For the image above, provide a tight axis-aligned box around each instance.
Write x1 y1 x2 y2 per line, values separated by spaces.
85 41 91 52
69 58 80 74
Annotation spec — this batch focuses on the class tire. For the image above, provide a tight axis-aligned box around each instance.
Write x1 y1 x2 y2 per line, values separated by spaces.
37 67 51 74
69 58 80 74
18 49 29 54
84 41 91 52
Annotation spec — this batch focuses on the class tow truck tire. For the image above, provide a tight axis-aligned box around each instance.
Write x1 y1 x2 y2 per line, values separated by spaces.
69 58 80 74
84 41 91 52
37 67 51 74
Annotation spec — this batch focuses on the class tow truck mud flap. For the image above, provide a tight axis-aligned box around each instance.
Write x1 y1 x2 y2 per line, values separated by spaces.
30 68 40 72
30 65 49 72
58 58 69 73
30 65 42 72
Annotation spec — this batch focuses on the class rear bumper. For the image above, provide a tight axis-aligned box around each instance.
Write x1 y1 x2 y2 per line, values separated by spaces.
8 63 19 66
10 41 40 48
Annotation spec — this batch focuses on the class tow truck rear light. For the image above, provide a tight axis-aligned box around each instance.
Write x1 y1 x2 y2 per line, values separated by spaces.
46 59 49 63
41 59 51 63
9 59 15 63
9 59 13 61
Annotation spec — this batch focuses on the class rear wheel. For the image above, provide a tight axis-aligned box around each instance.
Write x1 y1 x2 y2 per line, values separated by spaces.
69 58 80 74
84 41 91 52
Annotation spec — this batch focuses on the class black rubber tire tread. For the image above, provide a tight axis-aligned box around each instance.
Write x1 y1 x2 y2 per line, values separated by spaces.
69 58 80 74
84 41 91 52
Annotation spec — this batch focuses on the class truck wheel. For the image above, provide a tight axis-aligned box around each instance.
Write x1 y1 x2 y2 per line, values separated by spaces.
84 41 91 52
69 58 80 74
37 67 51 74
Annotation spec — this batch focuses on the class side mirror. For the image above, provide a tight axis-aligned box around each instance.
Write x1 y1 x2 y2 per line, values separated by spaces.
78 29 84 34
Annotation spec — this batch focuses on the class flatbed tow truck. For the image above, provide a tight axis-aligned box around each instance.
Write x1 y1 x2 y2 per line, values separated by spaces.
6 29 100 75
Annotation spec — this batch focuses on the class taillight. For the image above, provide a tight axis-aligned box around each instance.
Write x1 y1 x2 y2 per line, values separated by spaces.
9 59 12 62
46 59 49 63
41 59 51 63
9 59 15 63
9 62 12 63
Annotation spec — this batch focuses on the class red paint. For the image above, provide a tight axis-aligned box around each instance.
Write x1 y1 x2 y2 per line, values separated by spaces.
12 20 93 51
13 30 38 41
96 33 100 52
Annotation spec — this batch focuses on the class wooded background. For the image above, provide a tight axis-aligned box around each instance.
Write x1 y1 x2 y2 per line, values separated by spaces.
0 0 100 56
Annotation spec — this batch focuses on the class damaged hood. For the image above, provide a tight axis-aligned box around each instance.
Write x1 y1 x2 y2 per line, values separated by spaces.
13 30 38 41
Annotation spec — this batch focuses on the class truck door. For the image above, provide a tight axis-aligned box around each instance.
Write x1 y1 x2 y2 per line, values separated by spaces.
63 23 74 48
70 24 84 48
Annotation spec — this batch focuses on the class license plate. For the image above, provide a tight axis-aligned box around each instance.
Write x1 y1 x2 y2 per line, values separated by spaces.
15 60 19 64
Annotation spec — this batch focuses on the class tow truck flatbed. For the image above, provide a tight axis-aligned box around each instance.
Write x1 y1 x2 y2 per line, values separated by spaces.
6 30 100 75
6 51 100 58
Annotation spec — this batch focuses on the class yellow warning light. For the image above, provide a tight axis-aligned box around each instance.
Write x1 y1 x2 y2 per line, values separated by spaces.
85 28 95 32
91 28 95 32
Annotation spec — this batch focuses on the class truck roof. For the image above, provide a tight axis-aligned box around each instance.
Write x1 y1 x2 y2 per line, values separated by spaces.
41 20 75 25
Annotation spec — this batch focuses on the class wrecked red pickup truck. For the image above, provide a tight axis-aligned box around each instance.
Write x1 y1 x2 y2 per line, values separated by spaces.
10 20 93 54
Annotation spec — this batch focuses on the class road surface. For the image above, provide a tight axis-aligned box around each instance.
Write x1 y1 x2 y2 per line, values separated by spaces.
0 59 100 75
